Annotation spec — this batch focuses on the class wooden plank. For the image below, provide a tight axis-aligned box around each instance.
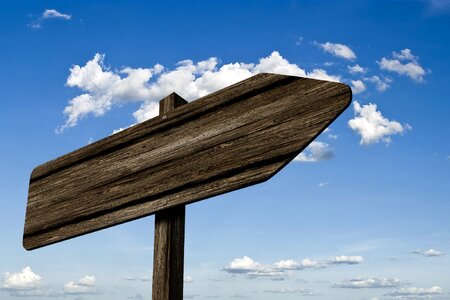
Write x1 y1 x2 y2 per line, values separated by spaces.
23 73 352 250
152 94 187 300
152 204 185 300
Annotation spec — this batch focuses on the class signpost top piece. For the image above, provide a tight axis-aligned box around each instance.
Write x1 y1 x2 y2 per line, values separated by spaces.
24 73 351 250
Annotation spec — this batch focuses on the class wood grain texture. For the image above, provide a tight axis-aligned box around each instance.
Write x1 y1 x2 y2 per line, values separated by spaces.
152 94 186 300
23 73 352 250
152 204 185 300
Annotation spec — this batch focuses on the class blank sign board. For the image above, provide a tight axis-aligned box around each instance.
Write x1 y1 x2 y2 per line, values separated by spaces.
24 73 352 250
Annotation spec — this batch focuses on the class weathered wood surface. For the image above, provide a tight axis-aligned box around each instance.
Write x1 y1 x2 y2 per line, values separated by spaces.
153 205 186 300
24 73 352 250
152 94 186 300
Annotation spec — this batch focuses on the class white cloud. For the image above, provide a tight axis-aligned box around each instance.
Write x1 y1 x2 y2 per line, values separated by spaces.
385 286 443 297
264 287 315 295
184 275 194 283
378 49 427 82
42 9 71 20
334 277 401 288
351 80 366 94
273 259 300 270
328 134 338 140
299 258 321 268
348 64 367 74
411 249 444 257
29 9 71 29
0 267 63 297
223 256 263 274
273 258 321 270
392 49 417 61
316 42 357 61
365 75 392 92
318 182 329 187
307 69 341 82
328 255 364 265
78 275 95 286
348 101 410 145
294 141 333 162
59 51 341 132
2 266 41 289
63 275 97 295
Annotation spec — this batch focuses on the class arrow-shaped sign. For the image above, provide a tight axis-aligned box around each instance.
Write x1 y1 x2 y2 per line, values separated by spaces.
24 73 351 251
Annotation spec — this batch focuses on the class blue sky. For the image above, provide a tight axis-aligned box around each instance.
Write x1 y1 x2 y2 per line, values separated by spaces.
1 1 449 299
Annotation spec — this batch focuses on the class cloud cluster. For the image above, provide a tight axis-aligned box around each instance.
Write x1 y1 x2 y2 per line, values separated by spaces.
378 48 427 82
58 51 341 132
333 277 401 289
294 141 334 162
385 286 443 298
328 255 364 265
411 249 444 257
348 101 410 145
223 255 363 278
63 275 97 295
29 9 71 29
1 267 97 297
316 42 357 61
2 266 41 290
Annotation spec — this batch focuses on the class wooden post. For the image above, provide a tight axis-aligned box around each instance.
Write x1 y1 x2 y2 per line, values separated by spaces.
152 93 188 300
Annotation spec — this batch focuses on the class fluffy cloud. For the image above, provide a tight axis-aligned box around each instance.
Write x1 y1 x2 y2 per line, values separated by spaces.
411 249 444 257
348 101 410 145
1 267 62 297
224 255 361 279
392 49 417 61
59 51 341 132
63 275 97 295
2 266 41 289
365 75 392 92
348 64 367 74
29 9 71 29
351 80 366 94
378 49 427 82
316 42 357 61
294 141 334 162
385 286 443 297
273 258 321 270
333 277 401 288
328 255 364 265
42 9 71 20
223 256 263 274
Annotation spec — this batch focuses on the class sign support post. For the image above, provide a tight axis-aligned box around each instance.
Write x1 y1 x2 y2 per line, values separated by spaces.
152 93 188 300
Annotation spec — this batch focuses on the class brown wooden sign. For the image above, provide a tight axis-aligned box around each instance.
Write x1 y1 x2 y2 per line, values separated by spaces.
24 73 351 250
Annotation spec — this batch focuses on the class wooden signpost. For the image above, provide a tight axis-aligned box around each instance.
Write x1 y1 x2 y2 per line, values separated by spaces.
24 73 352 299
